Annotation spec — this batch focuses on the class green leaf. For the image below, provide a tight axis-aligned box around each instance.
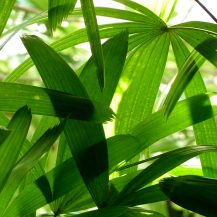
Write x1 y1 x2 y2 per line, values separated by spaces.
0 128 10 145
4 158 91 217
108 134 142 172
160 175 217 217
116 146 217 200
80 30 128 106
80 0 105 89
0 122 64 215
22 34 109 207
171 21 217 36
116 32 170 133
0 0 16 36
118 184 167 206
114 0 166 26
48 0 77 32
73 206 165 217
94 7 150 23
6 22 152 82
163 48 205 118
170 31 217 178
129 93 217 158
0 106 31 191
172 27 217 68
0 82 113 123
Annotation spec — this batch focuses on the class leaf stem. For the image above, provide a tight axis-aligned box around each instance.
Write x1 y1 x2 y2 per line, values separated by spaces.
194 0 217 23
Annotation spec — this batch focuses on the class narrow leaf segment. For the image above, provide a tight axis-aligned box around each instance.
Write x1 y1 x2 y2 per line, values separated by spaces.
48 0 77 32
80 0 105 89
0 0 16 36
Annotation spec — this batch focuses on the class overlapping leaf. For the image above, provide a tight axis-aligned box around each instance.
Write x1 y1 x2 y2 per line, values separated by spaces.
0 106 31 191
0 82 113 123
0 122 65 215
115 146 217 202
80 0 105 89
163 49 205 118
170 31 217 178
80 30 128 105
22 35 109 207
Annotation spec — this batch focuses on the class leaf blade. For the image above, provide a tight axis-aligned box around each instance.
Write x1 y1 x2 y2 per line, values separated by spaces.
22 35 109 207
0 122 65 214
0 82 113 123
0 106 31 190
48 0 77 32
160 175 217 217
0 0 16 36
80 0 105 89
116 146 217 201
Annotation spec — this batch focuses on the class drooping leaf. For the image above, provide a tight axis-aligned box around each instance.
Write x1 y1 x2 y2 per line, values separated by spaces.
22 35 109 207
116 146 217 201
172 21 217 35
48 0 77 32
0 0 16 36
163 49 205 118
80 30 128 106
0 82 113 123
160 175 217 217
172 25 217 68
170 31 217 178
80 0 105 89
0 106 31 191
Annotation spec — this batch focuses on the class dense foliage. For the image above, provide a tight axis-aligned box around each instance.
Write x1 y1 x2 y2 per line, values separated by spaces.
0 0 217 216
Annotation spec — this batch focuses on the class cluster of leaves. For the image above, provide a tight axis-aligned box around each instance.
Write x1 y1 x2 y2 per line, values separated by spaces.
1 0 217 216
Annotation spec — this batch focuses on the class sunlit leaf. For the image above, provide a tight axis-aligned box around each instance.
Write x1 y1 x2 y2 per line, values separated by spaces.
170 31 217 178
116 32 170 133
80 30 128 106
0 82 113 123
0 0 16 36
6 22 153 82
80 0 105 89
172 21 217 35
163 49 205 118
114 0 166 26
